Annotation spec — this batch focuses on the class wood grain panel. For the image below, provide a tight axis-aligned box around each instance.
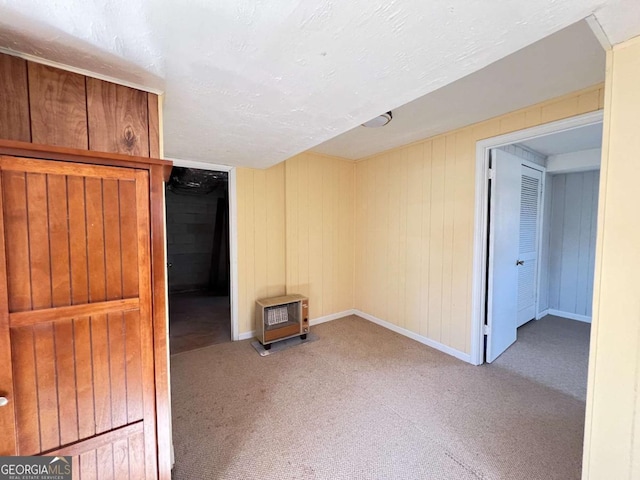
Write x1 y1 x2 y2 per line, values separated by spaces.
2 170 31 312
54 319 79 445
149 165 171 479
113 438 130 479
87 79 150 157
71 456 80 480
49 425 147 479
1 52 161 159
11 326 40 454
33 322 60 451
108 313 128 428
134 170 159 480
26 173 52 310
85 178 106 302
0 54 30 142
1 148 164 477
47 174 72 307
28 63 88 149
91 314 112 434
119 180 139 298
125 310 143 422
128 431 146 479
147 94 160 158
103 179 123 300
96 443 114 479
80 450 97 480
10 298 140 328
0 173 17 456
3 156 138 180
67 176 89 305
73 316 96 440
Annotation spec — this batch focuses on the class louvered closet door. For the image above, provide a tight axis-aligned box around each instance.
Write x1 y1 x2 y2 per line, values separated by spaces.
0 156 157 479
517 165 543 327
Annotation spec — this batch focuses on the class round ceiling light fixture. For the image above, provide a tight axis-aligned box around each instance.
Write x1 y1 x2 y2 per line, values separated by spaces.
362 111 392 128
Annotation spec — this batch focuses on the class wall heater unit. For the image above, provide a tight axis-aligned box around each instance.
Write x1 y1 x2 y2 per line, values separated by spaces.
255 294 309 350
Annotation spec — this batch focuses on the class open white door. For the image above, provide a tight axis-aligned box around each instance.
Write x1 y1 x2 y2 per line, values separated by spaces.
487 149 521 362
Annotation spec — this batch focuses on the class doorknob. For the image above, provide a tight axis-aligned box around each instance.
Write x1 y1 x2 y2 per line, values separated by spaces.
516 260 525 266
0 397 8 407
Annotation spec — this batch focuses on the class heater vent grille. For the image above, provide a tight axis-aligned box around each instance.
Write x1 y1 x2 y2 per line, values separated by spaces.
266 306 289 326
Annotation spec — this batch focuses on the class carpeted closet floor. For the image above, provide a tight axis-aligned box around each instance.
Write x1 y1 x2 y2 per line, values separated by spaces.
170 315 589 480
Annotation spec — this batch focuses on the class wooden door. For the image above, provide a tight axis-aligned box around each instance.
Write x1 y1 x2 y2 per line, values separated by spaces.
0 156 157 479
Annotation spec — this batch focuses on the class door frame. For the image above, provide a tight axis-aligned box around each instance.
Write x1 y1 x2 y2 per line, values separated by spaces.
165 158 240 341
470 110 603 366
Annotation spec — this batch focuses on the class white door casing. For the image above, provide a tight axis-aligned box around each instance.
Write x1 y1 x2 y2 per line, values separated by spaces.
471 110 604 366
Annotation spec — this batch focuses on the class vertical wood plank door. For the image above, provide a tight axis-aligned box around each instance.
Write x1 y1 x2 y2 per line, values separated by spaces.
0 156 157 480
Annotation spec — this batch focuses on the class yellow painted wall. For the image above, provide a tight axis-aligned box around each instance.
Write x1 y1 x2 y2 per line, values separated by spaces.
355 83 604 355
285 152 355 320
582 36 640 479
236 153 355 334
236 163 287 334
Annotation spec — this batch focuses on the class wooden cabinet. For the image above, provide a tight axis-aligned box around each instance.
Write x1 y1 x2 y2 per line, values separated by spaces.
0 141 172 479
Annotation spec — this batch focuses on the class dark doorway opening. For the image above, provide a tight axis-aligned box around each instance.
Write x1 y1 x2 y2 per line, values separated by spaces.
165 167 230 354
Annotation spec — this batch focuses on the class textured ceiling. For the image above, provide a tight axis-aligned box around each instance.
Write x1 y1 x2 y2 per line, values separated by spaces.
312 21 606 159
0 0 638 168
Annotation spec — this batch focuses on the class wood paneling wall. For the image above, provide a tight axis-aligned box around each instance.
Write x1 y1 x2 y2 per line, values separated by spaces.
236 163 286 334
236 153 355 334
285 153 355 320
547 171 599 319
582 36 640 479
236 86 604 339
355 84 604 355
0 53 159 157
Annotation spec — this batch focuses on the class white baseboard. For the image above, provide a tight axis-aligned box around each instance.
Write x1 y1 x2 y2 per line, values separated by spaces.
310 309 356 326
547 309 592 323
536 308 549 319
353 310 472 364
238 309 474 364
238 330 256 341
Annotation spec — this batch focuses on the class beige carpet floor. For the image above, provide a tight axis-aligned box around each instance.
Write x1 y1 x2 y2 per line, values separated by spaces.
492 315 591 401
170 315 586 480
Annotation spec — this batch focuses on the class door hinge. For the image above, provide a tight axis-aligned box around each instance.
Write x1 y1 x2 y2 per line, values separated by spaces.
487 168 495 180
483 324 489 335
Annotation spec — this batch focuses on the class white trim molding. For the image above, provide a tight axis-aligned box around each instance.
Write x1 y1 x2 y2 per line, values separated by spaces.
547 309 592 323
228 169 240 341
238 330 256 341
471 110 604 365
165 158 240 341
238 309 473 364
166 158 233 172
310 309 356 326
537 308 550 319
354 310 472 364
